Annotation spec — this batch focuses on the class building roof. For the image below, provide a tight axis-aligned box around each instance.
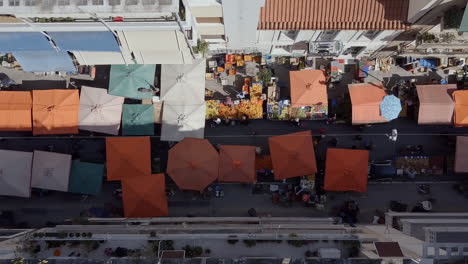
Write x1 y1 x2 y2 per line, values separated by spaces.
269 131 317 180
258 0 410 30
453 90 468 127
289 70 327 107
324 148 369 192
348 83 388 125
416 84 456 125
218 145 256 183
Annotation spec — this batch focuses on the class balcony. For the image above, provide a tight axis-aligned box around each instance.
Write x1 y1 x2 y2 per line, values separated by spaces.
309 41 343 56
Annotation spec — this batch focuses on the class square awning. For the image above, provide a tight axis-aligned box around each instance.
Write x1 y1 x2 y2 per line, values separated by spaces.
48 31 120 52
161 101 206 142
416 84 455 125
118 30 193 64
109 64 156 99
0 91 32 131
160 59 206 104
348 83 388 125
31 151 72 192
289 69 327 107
453 90 468 127
13 51 77 73
0 32 54 53
79 86 124 135
0 150 33 198
68 161 105 195
324 148 369 192
122 104 155 136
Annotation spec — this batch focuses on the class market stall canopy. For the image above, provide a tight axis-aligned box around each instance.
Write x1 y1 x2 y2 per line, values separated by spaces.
109 64 156 100
160 59 206 104
122 173 168 217
122 104 154 136
79 86 124 135
72 51 130 66
453 90 468 127
218 145 256 183
380 95 402 121
48 31 120 52
324 148 369 192
68 161 105 195
348 83 388 125
0 150 33 198
290 70 327 107
32 89 79 135
31 151 72 192
0 32 54 52
118 30 193 64
161 101 206 142
416 84 455 125
105 137 151 181
455 136 468 173
460 1 468 32
13 51 77 73
269 131 317 180
0 91 32 131
167 138 219 191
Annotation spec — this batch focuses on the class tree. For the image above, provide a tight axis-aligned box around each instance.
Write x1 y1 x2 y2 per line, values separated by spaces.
193 40 209 57
257 68 273 86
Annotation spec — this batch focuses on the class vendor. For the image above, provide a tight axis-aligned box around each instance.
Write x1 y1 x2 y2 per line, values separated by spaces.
291 118 302 127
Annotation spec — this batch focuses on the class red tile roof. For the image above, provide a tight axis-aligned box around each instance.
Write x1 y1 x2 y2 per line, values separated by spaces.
258 0 410 30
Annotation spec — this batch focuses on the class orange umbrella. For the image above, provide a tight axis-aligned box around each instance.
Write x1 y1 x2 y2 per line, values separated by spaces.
218 145 256 183
32 89 79 135
0 91 32 131
269 131 317 180
453 90 468 127
167 138 219 191
122 173 168 217
290 70 327 107
105 137 151 181
324 148 369 192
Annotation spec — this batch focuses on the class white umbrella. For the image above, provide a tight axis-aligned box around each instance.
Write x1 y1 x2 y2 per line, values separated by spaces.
160 58 206 104
31 151 72 192
79 86 124 135
161 101 206 142
0 150 33 198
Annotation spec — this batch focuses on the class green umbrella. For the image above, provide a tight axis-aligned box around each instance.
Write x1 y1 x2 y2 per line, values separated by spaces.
122 104 154 135
68 160 104 195
109 64 156 99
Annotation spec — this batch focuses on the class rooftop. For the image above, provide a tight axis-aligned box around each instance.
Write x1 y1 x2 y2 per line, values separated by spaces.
258 0 411 30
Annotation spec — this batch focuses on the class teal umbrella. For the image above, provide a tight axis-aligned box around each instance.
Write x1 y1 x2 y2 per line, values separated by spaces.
122 104 154 135
68 160 104 195
109 64 156 99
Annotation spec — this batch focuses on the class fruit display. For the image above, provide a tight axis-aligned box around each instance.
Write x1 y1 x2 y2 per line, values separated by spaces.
250 82 263 96
236 99 263 119
267 100 328 120
206 100 220 120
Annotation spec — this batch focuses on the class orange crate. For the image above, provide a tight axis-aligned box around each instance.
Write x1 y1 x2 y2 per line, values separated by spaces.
229 69 236 75
217 67 225 72
244 55 253 62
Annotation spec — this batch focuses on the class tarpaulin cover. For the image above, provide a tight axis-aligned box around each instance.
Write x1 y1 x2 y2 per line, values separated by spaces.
453 90 468 127
122 173 168 217
167 138 219 191
68 160 104 195
109 64 156 99
105 137 151 181
218 145 256 183
0 150 33 198
48 31 120 52
160 101 206 142
32 89 79 135
13 51 77 72
79 86 124 135
160 59 206 104
0 32 54 52
416 84 455 125
0 91 32 131
269 131 317 180
31 151 72 192
348 83 388 125
324 148 369 192
122 104 154 135
289 70 327 107
455 136 468 173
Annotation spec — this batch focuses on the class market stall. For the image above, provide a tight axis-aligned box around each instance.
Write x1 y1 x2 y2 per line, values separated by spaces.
269 131 317 180
324 148 369 192
453 90 468 127
68 161 104 196
395 156 444 177
416 84 455 125
122 173 168 217
218 145 256 183
0 91 32 131
348 83 388 125
0 150 33 198
108 64 156 100
31 151 72 192
455 136 468 173
161 101 206 142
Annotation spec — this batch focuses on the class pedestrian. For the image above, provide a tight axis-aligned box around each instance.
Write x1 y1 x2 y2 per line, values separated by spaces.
211 117 221 127
240 114 249 126
291 118 301 127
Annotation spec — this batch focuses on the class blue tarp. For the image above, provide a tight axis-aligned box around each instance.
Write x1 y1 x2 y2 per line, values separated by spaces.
48 31 120 52
13 51 77 72
0 32 54 52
